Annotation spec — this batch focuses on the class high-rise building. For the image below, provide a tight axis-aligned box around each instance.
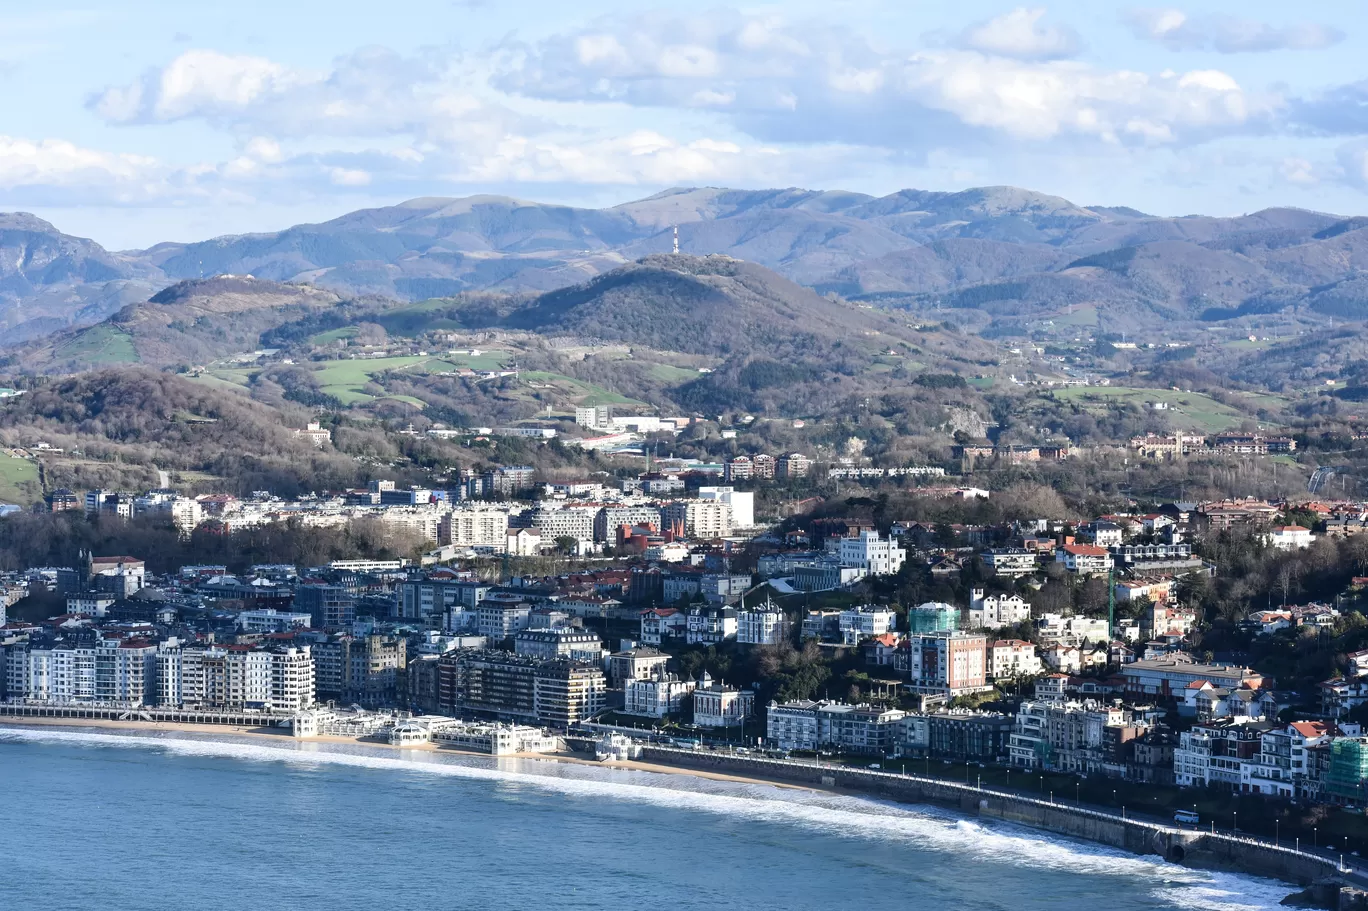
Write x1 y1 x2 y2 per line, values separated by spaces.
439 509 509 548
293 585 355 629
156 645 314 712
775 453 812 479
906 631 988 695
310 635 404 706
724 457 753 483
437 650 606 729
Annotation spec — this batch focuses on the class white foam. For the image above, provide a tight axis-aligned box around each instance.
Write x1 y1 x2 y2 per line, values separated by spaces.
0 726 1289 909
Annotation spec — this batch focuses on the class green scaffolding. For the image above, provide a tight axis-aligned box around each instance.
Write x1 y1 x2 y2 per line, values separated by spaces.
1325 738 1368 803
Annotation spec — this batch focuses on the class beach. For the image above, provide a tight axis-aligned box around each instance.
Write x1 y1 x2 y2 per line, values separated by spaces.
0 715 815 790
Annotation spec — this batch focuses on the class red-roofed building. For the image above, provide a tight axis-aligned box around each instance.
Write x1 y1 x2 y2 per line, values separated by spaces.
640 608 686 645
1054 543 1113 574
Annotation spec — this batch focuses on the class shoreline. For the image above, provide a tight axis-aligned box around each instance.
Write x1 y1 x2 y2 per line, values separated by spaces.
0 716 816 791
0 716 1343 896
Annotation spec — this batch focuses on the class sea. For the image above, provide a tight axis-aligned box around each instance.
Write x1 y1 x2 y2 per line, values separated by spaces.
0 726 1288 911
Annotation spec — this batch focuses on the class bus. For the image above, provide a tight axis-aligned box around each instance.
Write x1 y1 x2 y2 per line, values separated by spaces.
1173 809 1199 825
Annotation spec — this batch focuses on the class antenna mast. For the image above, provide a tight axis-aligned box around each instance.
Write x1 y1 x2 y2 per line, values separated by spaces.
672 226 679 255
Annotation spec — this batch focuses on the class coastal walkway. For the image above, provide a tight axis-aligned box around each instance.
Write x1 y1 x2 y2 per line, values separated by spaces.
0 702 293 728
606 742 1359 888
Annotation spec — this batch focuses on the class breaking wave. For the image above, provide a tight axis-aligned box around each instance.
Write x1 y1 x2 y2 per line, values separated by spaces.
0 726 1288 910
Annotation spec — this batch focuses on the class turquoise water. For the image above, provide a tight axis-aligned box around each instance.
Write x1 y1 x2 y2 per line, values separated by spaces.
0 727 1286 911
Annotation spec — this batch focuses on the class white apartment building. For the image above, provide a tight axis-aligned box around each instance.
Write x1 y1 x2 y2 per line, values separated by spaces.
1055 544 1114 575
989 640 1043 680
476 598 534 640
20 640 159 706
696 487 755 529
235 609 313 633
533 506 599 543
1266 525 1316 551
441 509 510 548
838 605 897 645
1009 699 1134 772
623 674 696 718
158 645 314 712
1036 614 1111 646
767 700 821 751
737 602 789 646
380 507 443 543
981 549 1040 578
837 531 906 577
661 500 733 539
967 589 1032 629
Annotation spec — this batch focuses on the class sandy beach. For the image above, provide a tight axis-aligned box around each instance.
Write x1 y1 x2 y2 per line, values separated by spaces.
0 716 815 791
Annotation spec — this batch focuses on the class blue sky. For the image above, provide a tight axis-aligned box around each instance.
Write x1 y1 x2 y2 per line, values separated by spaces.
5 0 1368 248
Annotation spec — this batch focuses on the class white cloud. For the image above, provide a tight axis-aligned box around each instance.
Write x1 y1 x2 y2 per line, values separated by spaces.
89 46 519 146
497 15 1275 149
956 8 1083 61
0 135 186 204
1125 9 1344 53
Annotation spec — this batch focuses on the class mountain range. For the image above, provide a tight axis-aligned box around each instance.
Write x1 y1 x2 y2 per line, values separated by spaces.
5 185 1368 344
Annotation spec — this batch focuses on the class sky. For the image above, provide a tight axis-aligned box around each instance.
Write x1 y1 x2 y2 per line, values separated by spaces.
5 0 1368 249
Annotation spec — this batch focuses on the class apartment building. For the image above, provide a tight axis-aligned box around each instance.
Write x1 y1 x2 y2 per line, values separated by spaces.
989 640 1043 679
661 500 733 539
513 628 604 662
439 510 510 548
838 605 897 645
157 644 314 712
437 650 606 729
20 639 159 706
737 601 789 646
1009 700 1141 773
623 672 695 718
905 631 988 695
980 548 1039 578
293 585 356 630
594 505 663 542
1054 544 1114 575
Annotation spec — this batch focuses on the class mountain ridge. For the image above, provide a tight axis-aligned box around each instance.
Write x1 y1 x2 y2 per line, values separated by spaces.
3 186 1367 347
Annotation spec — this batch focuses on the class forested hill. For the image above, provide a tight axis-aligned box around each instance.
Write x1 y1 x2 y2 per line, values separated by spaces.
496 254 911 356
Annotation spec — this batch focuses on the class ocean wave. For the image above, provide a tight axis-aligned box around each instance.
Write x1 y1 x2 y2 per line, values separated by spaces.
0 726 1289 910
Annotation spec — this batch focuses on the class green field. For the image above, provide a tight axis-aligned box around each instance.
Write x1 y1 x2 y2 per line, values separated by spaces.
54 325 139 365
311 356 434 403
0 455 41 505
1051 386 1251 433
649 363 703 383
522 371 644 406
310 326 359 345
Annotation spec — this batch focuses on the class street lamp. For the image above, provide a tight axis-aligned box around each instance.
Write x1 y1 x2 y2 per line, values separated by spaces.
1075 781 1080 803
1275 820 1279 846
1233 811 1238 835
1314 827 1318 849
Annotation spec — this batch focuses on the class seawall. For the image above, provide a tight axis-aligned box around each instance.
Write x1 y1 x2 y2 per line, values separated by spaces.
624 745 1342 888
